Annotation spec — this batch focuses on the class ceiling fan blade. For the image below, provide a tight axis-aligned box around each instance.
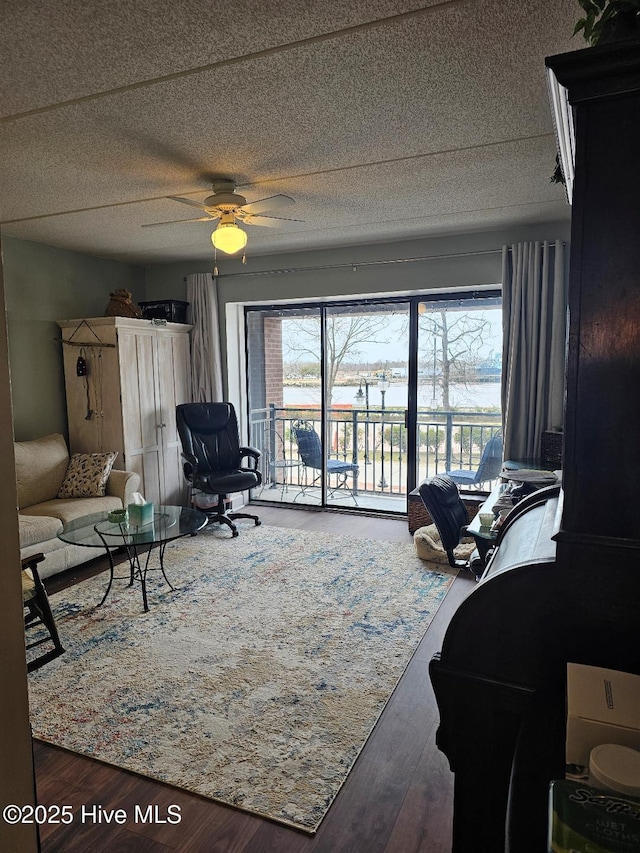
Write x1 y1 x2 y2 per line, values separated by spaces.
242 213 305 227
167 195 209 210
240 194 295 215
142 216 215 228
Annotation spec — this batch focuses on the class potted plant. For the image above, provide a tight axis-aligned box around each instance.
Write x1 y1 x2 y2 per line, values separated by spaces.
573 0 640 45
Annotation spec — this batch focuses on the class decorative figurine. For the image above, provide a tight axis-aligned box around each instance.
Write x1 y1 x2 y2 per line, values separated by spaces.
104 289 143 318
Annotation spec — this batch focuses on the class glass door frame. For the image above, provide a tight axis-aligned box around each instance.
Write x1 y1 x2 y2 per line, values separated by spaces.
244 288 501 514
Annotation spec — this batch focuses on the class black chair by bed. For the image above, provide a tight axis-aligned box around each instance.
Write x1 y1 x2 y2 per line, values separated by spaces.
419 474 479 573
176 402 262 537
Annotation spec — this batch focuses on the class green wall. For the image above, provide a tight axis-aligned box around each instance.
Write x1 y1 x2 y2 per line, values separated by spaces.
2 221 571 441
2 237 144 441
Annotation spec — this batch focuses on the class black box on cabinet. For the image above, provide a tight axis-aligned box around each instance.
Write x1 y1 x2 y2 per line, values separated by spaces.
139 300 189 323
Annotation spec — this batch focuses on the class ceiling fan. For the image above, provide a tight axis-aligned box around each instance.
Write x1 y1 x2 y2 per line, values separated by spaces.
144 178 303 254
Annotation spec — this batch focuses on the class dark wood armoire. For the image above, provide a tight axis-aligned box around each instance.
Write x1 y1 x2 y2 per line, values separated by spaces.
428 39 640 853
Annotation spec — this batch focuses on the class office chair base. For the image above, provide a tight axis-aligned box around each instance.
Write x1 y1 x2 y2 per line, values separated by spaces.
202 509 261 537
229 512 261 526
449 554 484 581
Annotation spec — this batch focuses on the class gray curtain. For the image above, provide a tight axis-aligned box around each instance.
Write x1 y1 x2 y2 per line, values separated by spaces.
501 241 566 461
186 273 223 402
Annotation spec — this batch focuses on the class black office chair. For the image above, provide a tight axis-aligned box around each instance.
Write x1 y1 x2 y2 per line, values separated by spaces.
419 475 477 572
176 402 262 537
292 420 359 502
446 430 503 489
22 553 65 672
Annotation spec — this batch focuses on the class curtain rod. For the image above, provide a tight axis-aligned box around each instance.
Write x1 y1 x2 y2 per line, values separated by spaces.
183 247 507 281
182 242 563 281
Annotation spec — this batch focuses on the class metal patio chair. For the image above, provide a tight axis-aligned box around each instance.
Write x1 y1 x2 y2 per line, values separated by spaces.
292 420 359 503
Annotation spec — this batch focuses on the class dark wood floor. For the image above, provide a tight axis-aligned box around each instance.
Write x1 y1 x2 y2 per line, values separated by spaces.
34 505 474 852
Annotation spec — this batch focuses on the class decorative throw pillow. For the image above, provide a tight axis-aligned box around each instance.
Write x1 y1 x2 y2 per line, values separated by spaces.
57 452 118 499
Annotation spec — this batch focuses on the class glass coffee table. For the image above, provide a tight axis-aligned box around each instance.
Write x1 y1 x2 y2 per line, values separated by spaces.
58 505 207 611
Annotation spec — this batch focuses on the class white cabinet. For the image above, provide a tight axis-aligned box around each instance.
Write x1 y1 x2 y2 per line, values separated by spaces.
57 317 192 506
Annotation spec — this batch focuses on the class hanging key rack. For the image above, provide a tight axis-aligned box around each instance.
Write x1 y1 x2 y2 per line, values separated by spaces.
60 319 116 349
60 320 115 448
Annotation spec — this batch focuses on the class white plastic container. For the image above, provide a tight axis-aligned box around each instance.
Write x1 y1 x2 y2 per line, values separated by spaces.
588 744 640 796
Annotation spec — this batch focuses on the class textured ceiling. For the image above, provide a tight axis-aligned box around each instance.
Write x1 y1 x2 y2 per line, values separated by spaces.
0 0 579 264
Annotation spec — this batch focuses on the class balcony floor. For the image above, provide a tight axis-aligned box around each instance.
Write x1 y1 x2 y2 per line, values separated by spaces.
253 482 408 514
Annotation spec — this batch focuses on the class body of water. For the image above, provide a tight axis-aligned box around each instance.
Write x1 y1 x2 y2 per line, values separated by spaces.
284 382 501 410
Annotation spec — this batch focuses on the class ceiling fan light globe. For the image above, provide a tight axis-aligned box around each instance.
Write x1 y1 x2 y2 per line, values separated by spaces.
211 222 248 254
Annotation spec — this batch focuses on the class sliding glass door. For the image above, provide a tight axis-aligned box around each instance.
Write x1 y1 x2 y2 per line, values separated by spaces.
415 295 503 489
324 302 410 510
246 300 410 511
245 290 502 512
246 306 322 508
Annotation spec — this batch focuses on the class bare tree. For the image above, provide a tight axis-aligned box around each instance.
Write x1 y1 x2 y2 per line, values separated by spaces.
283 314 391 401
419 310 493 409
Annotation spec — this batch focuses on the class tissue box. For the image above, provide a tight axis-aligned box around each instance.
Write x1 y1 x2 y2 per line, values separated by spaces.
566 664 640 774
128 502 154 526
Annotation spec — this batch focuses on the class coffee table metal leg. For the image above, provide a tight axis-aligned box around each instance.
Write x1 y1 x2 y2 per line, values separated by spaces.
97 541 116 607
138 544 175 612
156 541 175 592
123 545 150 612
123 542 136 586
135 546 149 612
96 534 176 612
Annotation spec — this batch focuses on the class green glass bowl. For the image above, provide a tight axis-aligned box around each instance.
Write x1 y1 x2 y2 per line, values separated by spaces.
108 509 129 524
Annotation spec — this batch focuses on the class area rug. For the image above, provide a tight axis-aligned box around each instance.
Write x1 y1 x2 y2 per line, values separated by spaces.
28 524 456 832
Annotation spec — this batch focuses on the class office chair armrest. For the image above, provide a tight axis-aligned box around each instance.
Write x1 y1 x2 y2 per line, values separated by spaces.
180 451 200 481
239 446 261 469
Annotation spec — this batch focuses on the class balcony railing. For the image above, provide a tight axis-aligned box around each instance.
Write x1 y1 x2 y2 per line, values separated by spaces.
249 404 502 500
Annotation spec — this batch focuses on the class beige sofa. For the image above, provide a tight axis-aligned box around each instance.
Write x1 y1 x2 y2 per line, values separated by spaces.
16 433 140 579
